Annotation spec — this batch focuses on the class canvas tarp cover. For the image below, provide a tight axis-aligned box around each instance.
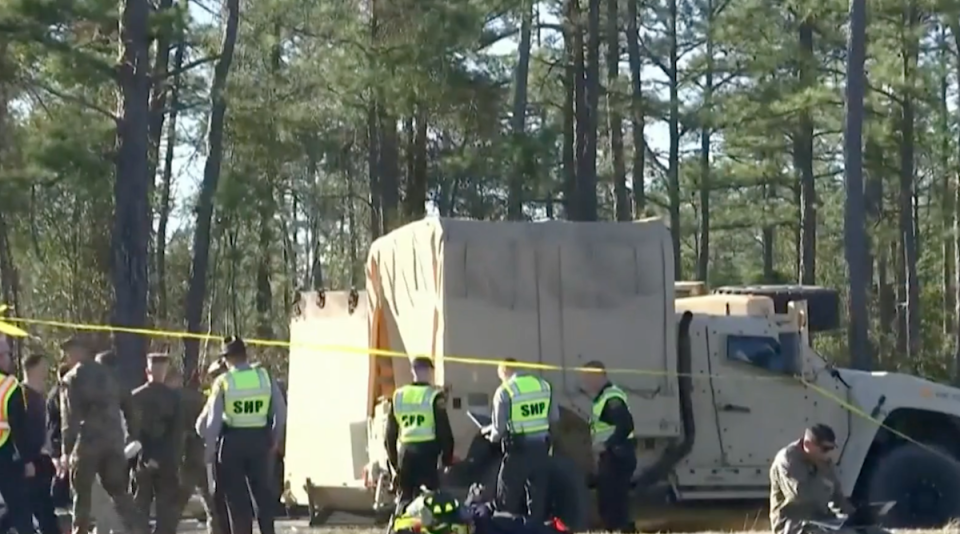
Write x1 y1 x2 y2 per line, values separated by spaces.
366 218 680 437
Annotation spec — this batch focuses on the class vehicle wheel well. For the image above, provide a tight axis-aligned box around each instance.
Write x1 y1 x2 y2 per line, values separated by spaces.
852 408 960 499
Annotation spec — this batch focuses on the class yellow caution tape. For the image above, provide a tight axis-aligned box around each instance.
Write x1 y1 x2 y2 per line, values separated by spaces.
3 312 957 463
4 314 767 380
0 305 29 337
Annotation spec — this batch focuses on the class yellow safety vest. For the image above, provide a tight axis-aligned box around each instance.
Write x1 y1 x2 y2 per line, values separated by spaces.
393 384 439 443
504 374 551 435
0 373 20 449
590 384 635 447
216 367 272 428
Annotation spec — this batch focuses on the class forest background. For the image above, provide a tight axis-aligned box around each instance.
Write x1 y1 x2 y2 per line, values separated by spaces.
0 0 955 387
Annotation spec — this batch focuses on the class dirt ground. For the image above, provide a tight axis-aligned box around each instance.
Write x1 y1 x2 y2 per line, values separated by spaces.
189 521 950 534
305 529 948 534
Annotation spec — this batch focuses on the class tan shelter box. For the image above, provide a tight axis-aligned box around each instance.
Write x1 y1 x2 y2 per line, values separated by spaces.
366 217 681 442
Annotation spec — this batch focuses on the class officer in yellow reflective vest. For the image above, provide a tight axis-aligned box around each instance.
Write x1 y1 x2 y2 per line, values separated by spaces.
198 337 287 534
486 358 557 522
385 357 454 512
197 358 232 534
0 334 36 534
581 360 636 532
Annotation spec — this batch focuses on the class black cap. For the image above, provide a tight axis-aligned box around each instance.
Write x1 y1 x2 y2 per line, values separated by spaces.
220 336 246 358
806 423 837 445
411 356 434 370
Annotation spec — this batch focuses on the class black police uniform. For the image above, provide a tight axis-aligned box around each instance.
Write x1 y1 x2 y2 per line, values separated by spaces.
204 341 284 534
384 382 454 511
23 384 59 534
493 374 554 522
591 382 637 532
0 372 37 534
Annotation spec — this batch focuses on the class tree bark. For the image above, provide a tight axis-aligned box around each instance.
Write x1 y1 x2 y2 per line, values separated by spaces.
156 19 186 322
625 0 644 216
575 0 600 221
899 2 920 362
844 0 870 370
667 0 681 278
797 16 816 286
562 0 578 219
507 0 532 220
605 0 628 221
113 0 153 388
696 0 714 282
182 0 241 385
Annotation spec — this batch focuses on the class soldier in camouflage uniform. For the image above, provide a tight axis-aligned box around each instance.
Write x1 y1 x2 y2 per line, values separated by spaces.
165 366 220 534
60 339 149 534
770 424 889 534
131 353 182 534
91 350 137 534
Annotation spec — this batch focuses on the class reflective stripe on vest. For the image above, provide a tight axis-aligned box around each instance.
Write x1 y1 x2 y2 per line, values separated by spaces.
220 367 272 428
0 374 20 448
393 385 439 443
505 375 551 435
590 384 634 446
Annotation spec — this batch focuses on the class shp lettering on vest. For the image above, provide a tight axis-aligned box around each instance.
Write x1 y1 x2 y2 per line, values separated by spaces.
219 367 272 428
505 374 551 435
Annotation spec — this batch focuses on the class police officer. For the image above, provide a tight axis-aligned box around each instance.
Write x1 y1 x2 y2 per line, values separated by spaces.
384 357 454 511
198 337 286 534
131 353 182 534
580 360 636 532
486 358 557 521
22 353 60 534
197 358 232 534
0 334 37 534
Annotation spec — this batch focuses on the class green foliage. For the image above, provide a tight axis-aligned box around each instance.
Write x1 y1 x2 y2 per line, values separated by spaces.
2 0 960 382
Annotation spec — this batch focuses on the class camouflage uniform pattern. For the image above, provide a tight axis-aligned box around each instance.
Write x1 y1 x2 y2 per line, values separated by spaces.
61 360 149 534
175 386 220 534
131 381 183 534
769 440 888 534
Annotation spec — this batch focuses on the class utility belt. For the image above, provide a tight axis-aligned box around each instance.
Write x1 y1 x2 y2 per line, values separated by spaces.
501 431 549 453
221 425 270 436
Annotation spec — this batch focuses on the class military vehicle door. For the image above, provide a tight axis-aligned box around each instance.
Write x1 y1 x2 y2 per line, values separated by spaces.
707 317 813 468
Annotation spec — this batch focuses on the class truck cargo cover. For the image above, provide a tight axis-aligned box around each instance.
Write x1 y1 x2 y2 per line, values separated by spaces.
367 218 680 437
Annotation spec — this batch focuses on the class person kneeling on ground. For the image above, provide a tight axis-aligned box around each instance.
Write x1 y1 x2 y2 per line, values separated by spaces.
392 488 570 534
770 424 889 534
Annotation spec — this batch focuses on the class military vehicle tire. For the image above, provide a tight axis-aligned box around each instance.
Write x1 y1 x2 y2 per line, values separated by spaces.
866 444 960 529
547 454 589 532
711 285 839 331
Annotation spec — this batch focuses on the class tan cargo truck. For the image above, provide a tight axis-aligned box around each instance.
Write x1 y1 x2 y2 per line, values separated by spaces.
284 218 960 531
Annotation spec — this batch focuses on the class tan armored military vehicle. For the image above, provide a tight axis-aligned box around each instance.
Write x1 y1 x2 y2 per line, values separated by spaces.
284 218 960 531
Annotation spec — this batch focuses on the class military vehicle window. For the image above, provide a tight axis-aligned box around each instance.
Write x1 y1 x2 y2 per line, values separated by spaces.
726 335 789 374
777 332 801 375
